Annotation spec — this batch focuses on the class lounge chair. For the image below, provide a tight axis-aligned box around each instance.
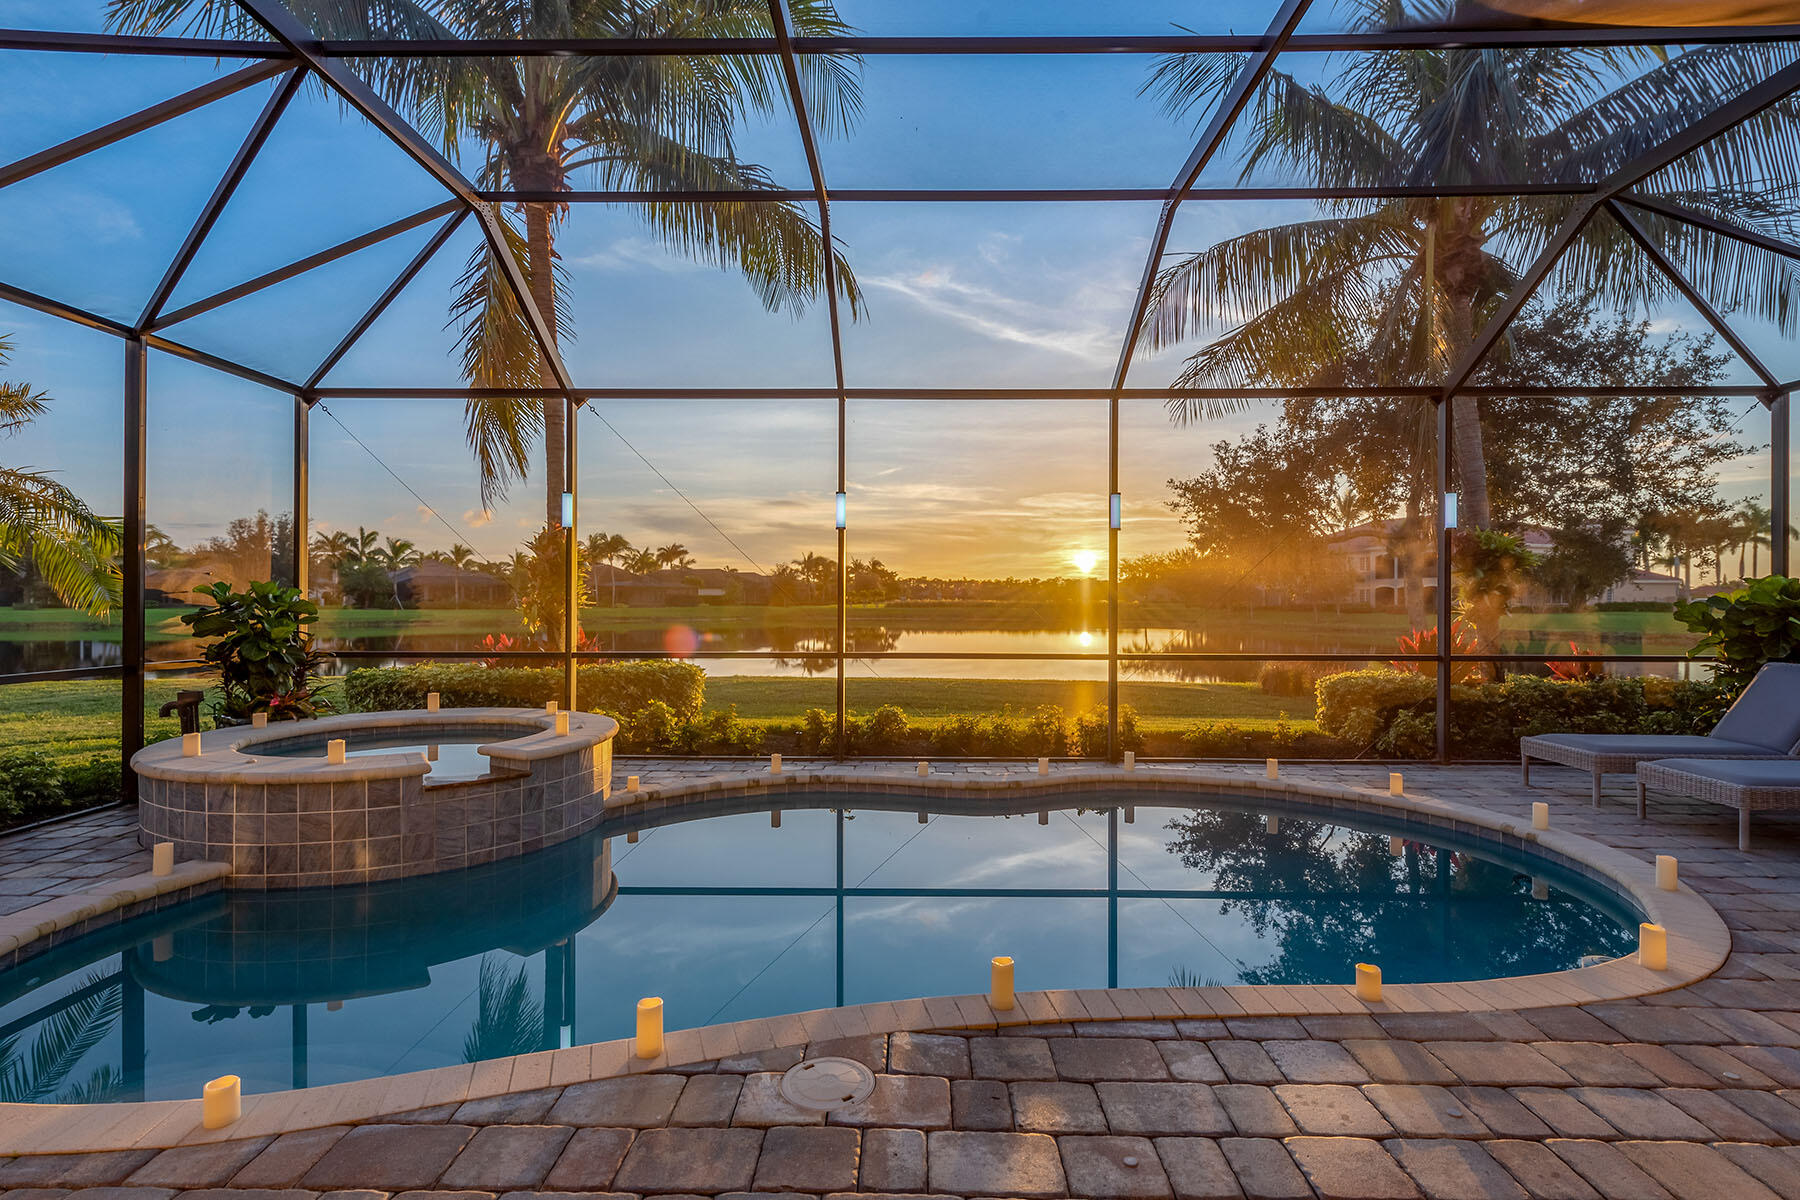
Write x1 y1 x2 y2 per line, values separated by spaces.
1520 662 1800 805
1637 758 1800 851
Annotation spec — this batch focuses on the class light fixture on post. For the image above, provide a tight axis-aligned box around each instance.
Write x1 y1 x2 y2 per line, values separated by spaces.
835 491 847 530
1109 492 1122 530
560 490 575 528
1444 492 1459 530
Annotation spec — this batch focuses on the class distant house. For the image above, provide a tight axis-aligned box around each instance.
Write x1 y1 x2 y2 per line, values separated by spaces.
588 563 771 606
1600 568 1684 606
1324 521 1440 609
390 562 510 608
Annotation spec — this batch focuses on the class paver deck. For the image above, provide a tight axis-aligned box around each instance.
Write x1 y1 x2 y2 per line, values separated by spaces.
6 759 1800 1196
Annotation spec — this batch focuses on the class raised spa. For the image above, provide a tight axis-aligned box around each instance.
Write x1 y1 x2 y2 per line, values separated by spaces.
0 791 1640 1103
129 708 616 888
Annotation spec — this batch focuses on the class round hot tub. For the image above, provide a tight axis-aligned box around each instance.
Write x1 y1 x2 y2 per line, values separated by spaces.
130 708 616 889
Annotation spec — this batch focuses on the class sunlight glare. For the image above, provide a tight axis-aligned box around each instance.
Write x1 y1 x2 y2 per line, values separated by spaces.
1071 549 1101 575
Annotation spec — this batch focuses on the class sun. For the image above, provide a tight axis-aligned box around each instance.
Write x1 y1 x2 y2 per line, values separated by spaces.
1070 549 1101 575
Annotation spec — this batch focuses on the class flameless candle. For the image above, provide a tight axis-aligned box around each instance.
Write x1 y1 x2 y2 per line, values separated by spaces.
327 1000 342 1012
1038 756 1049 776
427 744 439 761
636 997 664 1059
1266 758 1279 780
1531 878 1549 901
627 830 638 843
182 732 201 757
1265 815 1279 836
771 809 781 828
1639 922 1668 971
202 1075 241 1130
1355 963 1383 1002
1532 802 1549 830
627 775 640 792
990 956 1015 1010
546 701 558 715
1123 751 1135 771
918 811 929 824
1656 855 1678 891
251 711 268 728
153 934 172 963
770 753 782 774
917 761 929 777
1389 835 1404 857
1038 810 1049 825
555 711 570 736
1125 806 1135 823
426 691 440 712
152 842 173 877
326 739 346 764
1389 772 1404 795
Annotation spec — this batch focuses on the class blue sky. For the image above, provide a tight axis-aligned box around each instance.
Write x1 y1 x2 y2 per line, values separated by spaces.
0 0 1779 578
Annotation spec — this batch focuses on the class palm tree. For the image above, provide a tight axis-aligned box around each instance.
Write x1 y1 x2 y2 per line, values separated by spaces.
372 536 421 571
586 530 632 608
1734 499 1773 579
655 543 694 570
111 0 866 529
622 547 660 575
461 955 545 1063
1139 2 1800 534
0 335 120 617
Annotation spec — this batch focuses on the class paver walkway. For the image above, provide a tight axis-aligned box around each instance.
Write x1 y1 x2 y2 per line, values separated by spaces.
6 760 1800 1197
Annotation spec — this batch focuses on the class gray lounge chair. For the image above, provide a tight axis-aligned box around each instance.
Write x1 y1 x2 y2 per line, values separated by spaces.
1636 758 1800 851
1521 662 1800 805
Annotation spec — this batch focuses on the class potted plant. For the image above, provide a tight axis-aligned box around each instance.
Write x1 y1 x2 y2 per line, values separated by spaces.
179 580 334 725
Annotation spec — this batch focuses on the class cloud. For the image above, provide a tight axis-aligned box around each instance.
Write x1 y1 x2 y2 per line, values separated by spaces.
571 237 709 275
862 266 1120 364
462 508 494 528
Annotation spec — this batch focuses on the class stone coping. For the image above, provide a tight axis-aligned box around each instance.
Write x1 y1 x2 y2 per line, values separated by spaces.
0 767 1728 1155
129 708 618 786
0 859 231 967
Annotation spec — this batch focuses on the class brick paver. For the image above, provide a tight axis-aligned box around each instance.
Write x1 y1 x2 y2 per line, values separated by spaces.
15 762 1800 1198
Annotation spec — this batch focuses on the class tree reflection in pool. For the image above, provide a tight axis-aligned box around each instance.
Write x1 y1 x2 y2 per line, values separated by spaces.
0 793 1638 1103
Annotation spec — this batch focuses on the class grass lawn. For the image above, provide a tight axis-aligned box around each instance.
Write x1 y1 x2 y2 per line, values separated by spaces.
0 678 199 769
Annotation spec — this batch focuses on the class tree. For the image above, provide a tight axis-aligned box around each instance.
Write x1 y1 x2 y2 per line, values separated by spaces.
0 334 120 616
1734 499 1773 579
654 543 695 570
1140 2 1800 532
111 0 865 531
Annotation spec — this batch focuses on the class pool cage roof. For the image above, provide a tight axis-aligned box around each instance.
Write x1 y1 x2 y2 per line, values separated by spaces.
4 0 1799 771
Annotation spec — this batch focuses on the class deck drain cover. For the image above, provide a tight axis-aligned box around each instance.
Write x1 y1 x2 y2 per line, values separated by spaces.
780 1056 875 1112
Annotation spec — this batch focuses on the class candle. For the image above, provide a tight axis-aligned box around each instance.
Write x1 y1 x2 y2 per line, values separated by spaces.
251 711 268 728
990 956 1015 1011
426 691 440 712
770 753 782 775
153 934 172 963
1266 758 1279 780
182 732 201 757
326 739 346 765
1265 815 1280 836
546 701 558 715
555 711 570 736
1531 802 1549 830
627 775 640 792
1123 751 1136 771
1389 772 1404 796
636 997 664 1059
151 842 173 877
1389 835 1404 857
1038 810 1050 825
771 809 781 828
627 829 639 844
918 811 929 824
1656 855 1678 891
1037 756 1050 776
202 1075 241 1130
1124 806 1135 824
1355 963 1383 1002
1531 878 1549 901
1639 922 1668 971
917 761 929 777
427 744 439 762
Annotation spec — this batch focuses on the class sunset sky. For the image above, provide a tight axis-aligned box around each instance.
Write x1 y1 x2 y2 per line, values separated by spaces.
0 0 1779 579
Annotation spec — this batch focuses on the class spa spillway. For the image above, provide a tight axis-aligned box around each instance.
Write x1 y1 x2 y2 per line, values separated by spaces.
130 708 616 888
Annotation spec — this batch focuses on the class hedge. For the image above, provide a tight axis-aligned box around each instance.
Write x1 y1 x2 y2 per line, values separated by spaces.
0 752 122 829
344 660 705 732
1315 669 1728 758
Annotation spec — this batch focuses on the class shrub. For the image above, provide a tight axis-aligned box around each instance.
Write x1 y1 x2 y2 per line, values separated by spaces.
1674 574 1800 691
60 757 122 810
1022 705 1070 756
1073 704 1144 757
670 707 763 754
614 700 678 752
344 660 705 727
181 580 332 722
795 705 913 755
1257 662 1337 697
1315 670 1436 745
0 751 65 822
861 705 911 754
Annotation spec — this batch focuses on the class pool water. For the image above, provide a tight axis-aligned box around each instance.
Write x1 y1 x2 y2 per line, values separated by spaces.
0 793 1639 1103
256 729 511 782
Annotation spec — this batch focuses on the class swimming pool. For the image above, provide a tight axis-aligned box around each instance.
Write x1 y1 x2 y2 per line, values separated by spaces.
0 792 1639 1104
257 728 506 782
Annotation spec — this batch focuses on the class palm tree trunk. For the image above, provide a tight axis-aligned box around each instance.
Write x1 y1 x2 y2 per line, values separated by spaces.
524 202 565 531
1448 398 1491 530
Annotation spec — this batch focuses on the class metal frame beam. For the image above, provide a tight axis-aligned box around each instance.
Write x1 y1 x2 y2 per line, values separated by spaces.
149 200 461 332
122 339 146 805
305 384 1780 400
1444 56 1800 397
482 182 1606 204
0 29 288 56
765 0 853 759
0 61 291 191
231 0 576 397
1621 193 1800 263
1606 198 1780 389
138 67 304 331
140 333 301 393
306 207 471 391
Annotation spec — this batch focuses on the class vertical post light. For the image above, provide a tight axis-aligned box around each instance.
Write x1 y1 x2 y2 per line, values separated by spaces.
835 491 847 530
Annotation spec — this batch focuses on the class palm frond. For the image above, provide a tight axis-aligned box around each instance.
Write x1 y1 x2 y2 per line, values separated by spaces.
462 955 545 1063
0 970 122 1104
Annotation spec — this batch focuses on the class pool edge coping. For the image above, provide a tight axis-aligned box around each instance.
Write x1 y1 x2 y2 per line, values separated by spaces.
0 767 1729 1155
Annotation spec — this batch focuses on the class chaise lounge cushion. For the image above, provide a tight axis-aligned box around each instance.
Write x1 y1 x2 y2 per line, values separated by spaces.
1710 662 1800 752
1526 733 1773 760
1640 757 1800 789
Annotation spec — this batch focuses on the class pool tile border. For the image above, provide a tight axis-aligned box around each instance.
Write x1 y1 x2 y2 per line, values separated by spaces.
0 766 1729 1155
0 859 231 973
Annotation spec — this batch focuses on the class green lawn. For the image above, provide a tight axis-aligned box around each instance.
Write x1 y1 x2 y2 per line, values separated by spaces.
4 672 1317 771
